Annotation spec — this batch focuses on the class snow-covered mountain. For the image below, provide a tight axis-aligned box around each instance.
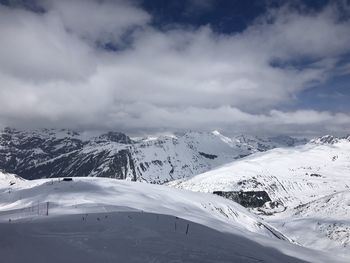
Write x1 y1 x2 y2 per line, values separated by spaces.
0 127 305 183
0 175 343 263
1 133 349 261
170 136 350 210
169 135 350 256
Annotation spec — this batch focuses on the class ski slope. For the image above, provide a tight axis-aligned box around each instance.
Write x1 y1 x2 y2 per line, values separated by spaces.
0 174 342 263
0 174 286 238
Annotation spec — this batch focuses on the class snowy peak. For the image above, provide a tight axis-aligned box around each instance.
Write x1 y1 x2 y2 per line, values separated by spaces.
309 134 350 145
211 130 222 136
92 131 133 144
179 131 248 156
310 135 341 144
232 134 307 152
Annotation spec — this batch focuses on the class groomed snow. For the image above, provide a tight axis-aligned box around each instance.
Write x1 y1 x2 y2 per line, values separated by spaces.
0 176 343 263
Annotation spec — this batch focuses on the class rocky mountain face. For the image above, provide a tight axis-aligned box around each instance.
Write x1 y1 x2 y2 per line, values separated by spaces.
0 127 305 183
310 134 350 144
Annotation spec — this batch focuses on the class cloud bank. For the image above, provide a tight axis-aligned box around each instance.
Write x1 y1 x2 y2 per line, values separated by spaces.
0 0 350 136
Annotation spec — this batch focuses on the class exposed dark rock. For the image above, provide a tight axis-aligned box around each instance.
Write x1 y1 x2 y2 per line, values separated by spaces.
310 135 339 144
62 178 73 181
237 178 263 188
151 160 163 166
213 191 271 208
310 173 322 177
198 152 218 159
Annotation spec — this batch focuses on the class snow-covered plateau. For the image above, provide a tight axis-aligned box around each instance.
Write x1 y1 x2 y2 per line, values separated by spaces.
0 172 344 263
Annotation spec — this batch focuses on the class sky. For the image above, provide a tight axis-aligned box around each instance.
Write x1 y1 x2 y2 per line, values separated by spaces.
0 0 350 137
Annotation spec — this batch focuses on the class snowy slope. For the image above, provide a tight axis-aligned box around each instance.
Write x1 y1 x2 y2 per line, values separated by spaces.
269 190 350 257
0 176 342 263
170 138 350 210
0 177 284 239
0 171 25 188
130 131 257 183
0 127 305 183
169 137 350 257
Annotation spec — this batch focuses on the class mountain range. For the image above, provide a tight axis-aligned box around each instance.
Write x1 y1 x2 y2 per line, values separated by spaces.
0 128 349 260
0 127 307 183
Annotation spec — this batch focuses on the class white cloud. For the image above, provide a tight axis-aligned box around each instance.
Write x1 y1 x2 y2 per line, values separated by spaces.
42 0 150 44
0 5 96 82
247 4 350 59
0 1 349 136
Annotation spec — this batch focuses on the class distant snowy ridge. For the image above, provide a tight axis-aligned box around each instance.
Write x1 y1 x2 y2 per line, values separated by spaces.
0 127 306 183
310 134 350 145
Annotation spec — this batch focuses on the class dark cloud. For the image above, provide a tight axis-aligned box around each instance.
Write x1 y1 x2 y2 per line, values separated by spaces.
0 0 350 136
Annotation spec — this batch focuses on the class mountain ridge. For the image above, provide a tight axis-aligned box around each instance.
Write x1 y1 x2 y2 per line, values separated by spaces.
0 127 308 182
